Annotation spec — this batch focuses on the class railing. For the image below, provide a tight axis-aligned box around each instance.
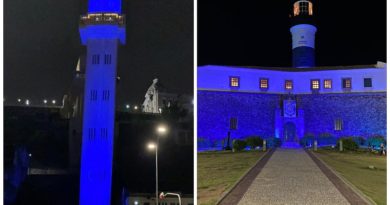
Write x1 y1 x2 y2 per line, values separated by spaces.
80 13 125 26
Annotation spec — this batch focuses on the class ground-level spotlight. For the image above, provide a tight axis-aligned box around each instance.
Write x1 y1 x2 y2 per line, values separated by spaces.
25 99 30 106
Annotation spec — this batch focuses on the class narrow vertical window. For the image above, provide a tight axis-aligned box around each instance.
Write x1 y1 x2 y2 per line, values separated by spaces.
90 90 97 101
92 54 100 64
324 79 332 89
260 78 268 90
229 118 237 130
102 90 110 101
285 80 293 90
104 54 112 64
229 76 240 88
334 119 343 131
364 78 372 88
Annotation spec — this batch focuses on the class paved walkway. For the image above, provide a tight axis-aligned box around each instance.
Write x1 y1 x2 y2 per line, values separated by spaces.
237 148 350 205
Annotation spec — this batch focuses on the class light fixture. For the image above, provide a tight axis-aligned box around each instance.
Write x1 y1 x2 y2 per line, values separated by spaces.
147 142 156 150
156 125 167 135
134 105 138 110
126 104 130 109
52 100 56 104
43 99 48 104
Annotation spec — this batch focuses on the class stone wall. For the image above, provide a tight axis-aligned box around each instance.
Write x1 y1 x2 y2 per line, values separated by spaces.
198 90 386 149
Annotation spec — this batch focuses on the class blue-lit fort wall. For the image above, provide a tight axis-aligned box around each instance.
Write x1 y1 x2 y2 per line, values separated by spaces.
198 91 278 149
300 92 386 138
198 91 386 150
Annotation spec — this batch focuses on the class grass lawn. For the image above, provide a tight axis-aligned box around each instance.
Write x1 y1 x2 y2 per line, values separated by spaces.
314 149 386 205
198 150 264 205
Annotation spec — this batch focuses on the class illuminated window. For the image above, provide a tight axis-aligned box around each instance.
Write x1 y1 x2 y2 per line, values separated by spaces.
311 79 320 90
92 54 100 64
285 80 293 90
229 77 240 87
334 119 343 131
260 78 269 90
364 78 372 88
324 79 332 89
342 78 352 89
293 0 313 16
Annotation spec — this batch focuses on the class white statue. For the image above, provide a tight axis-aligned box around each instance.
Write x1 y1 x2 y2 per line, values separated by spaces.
142 78 159 113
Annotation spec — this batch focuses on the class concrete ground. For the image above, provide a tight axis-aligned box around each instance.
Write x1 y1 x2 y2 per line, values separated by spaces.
237 148 350 205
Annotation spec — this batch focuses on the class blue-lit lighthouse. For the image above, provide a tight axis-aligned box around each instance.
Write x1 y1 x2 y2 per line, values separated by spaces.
78 0 125 204
290 0 317 68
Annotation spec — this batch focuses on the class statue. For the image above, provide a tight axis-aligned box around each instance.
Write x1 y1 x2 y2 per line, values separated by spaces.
142 78 159 113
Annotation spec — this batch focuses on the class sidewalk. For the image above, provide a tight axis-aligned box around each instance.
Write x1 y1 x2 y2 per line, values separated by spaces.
237 148 350 205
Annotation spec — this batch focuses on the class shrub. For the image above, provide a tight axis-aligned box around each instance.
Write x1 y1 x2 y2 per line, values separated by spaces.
245 136 263 149
317 133 337 146
337 137 358 151
232 139 247 151
300 133 315 147
367 135 386 148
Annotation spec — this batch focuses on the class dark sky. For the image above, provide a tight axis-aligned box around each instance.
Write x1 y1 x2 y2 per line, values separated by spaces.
5 0 193 107
198 1 386 67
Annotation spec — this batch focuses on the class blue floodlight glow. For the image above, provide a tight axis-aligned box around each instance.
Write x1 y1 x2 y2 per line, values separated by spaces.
88 0 122 14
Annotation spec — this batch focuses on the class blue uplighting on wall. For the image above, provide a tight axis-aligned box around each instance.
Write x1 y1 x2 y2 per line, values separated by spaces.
88 0 122 13
197 90 386 150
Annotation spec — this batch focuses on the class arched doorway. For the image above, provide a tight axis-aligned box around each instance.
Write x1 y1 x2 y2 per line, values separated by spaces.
283 122 296 142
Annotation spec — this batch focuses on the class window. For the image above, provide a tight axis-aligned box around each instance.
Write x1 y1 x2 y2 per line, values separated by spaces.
324 79 332 89
230 118 237 130
88 128 96 141
342 78 352 89
364 78 372 88
102 90 110 101
260 78 268 90
104 54 112 64
311 79 320 90
92 54 100 64
90 90 97 101
229 76 240 87
334 119 343 131
293 0 313 16
101 128 108 139
285 80 293 90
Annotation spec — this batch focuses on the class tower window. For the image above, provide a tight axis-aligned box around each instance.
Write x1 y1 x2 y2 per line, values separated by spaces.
88 128 96 141
285 80 293 90
101 128 108 140
229 76 240 88
311 79 320 90
102 90 110 101
293 0 313 16
342 78 352 89
104 54 112 64
260 78 269 90
334 119 343 131
92 54 100 64
324 79 332 89
90 90 97 101
364 78 372 88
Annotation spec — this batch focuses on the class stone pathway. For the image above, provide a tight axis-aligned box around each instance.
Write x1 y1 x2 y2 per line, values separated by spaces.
237 148 351 205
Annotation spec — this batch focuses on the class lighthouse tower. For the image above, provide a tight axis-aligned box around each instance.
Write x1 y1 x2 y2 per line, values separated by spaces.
290 0 317 68
78 0 125 204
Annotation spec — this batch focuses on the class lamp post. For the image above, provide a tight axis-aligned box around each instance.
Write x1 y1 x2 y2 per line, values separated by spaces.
148 125 168 205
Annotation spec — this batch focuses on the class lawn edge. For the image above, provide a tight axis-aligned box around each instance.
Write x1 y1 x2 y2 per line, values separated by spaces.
309 149 377 205
215 148 273 205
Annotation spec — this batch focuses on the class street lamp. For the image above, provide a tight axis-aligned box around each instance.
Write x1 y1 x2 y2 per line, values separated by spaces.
43 99 48 104
25 99 30 106
52 100 56 105
134 105 138 110
147 125 168 205
126 104 130 109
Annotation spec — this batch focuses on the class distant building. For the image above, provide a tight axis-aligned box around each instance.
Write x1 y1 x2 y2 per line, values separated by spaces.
197 0 386 150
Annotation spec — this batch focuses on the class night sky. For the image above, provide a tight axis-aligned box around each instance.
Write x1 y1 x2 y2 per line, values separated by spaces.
5 0 193 107
198 1 386 67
